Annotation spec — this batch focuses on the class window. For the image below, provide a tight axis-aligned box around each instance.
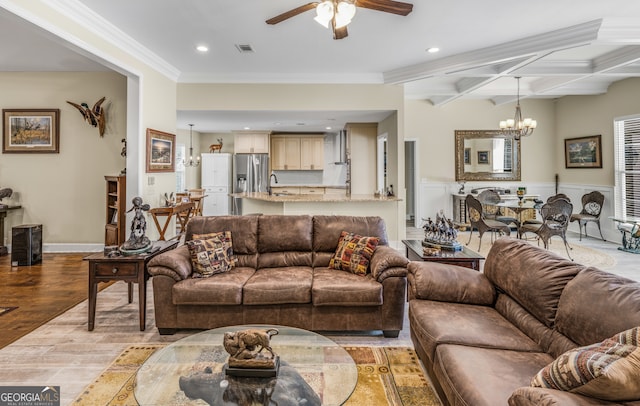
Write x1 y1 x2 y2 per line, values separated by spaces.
176 144 186 192
614 115 640 217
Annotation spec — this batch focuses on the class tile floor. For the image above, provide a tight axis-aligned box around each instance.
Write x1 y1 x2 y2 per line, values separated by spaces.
0 227 637 405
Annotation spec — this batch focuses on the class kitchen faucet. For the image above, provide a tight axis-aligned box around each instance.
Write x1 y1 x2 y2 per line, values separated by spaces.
268 173 278 195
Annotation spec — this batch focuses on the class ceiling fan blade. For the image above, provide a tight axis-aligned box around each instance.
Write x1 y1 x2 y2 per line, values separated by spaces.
356 0 413 16
333 25 348 40
266 2 318 25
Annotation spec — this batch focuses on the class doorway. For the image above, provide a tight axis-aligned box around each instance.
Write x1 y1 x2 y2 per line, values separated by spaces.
405 140 417 227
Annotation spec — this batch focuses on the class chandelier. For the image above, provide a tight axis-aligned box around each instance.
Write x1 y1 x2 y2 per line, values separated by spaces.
499 77 537 140
314 0 357 29
184 124 200 167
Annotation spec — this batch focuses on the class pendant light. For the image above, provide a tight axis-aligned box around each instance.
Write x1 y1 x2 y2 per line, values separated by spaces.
184 124 200 167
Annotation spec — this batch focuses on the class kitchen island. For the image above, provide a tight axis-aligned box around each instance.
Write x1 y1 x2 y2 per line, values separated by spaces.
231 192 402 241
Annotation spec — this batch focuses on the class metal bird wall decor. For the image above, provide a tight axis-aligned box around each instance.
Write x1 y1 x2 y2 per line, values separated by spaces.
66 97 107 137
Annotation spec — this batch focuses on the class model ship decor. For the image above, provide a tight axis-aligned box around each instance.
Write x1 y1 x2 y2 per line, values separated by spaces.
223 328 280 377
422 211 462 251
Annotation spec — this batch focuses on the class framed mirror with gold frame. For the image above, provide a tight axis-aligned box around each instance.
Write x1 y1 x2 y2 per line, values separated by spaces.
455 130 520 181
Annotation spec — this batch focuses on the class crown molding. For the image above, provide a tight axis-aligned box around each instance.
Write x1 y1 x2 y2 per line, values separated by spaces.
38 0 180 81
178 72 384 84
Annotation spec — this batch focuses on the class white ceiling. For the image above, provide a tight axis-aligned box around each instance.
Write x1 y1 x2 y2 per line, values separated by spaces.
2 0 640 132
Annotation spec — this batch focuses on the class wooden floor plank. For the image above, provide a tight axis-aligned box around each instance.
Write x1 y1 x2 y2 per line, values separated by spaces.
0 252 109 349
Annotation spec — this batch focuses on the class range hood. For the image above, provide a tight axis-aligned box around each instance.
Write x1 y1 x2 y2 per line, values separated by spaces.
334 130 348 165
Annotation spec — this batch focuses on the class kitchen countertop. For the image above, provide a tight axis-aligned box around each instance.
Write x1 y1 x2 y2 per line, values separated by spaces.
231 192 401 202
270 184 347 189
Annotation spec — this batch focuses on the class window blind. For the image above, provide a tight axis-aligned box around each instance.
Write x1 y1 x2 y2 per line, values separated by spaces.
614 115 640 217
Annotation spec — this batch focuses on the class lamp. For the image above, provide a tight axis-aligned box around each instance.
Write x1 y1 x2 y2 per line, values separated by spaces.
314 0 356 30
499 77 537 140
184 124 200 167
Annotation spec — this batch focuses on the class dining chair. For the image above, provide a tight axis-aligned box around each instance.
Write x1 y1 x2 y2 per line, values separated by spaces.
520 198 573 260
465 194 511 251
476 190 519 228
570 191 605 241
188 189 206 216
523 193 571 226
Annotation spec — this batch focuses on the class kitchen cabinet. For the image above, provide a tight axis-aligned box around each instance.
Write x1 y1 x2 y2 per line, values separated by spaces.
300 137 324 170
271 137 301 170
324 187 346 195
233 131 270 154
271 135 324 171
271 187 301 195
298 187 324 194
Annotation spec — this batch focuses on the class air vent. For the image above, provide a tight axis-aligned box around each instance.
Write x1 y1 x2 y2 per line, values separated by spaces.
235 44 255 53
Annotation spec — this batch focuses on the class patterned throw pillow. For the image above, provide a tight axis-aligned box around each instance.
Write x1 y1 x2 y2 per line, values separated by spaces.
329 231 380 276
186 231 237 278
531 326 640 401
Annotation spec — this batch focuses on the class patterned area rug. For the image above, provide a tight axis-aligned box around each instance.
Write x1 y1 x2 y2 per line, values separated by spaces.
457 232 616 270
73 345 441 406
0 307 17 316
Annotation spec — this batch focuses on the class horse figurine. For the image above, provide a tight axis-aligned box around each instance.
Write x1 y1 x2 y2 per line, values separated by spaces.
209 138 223 153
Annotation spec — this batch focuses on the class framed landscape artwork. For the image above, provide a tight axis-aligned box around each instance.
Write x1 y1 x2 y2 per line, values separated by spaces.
565 135 602 168
2 109 60 153
464 148 471 164
477 150 490 164
146 128 176 173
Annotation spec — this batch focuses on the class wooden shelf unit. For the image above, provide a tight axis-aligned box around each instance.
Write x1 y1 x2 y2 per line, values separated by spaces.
105 175 126 246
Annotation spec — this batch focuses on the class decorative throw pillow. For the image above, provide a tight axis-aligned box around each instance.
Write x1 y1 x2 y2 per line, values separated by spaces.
531 326 640 401
329 231 380 276
186 231 237 278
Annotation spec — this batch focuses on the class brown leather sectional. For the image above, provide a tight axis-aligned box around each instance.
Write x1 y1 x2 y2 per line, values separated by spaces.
408 238 640 406
147 214 409 337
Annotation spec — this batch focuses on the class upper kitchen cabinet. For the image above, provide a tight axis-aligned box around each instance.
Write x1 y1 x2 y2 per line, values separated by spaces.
300 137 324 170
271 136 301 170
272 135 324 171
233 131 270 154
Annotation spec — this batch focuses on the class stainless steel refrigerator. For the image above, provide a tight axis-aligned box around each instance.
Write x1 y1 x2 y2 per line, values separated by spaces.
232 153 269 214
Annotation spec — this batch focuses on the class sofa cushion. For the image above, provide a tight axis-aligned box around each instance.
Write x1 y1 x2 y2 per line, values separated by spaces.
483 238 583 328
313 215 388 253
312 268 383 306
257 215 313 253
509 387 625 406
186 215 259 268
186 231 236 278
329 231 379 276
172 267 255 305
531 326 640 402
556 268 640 347
243 267 313 305
434 344 554 406
409 299 542 363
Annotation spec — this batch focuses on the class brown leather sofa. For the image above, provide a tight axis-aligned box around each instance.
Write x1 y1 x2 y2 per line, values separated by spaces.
147 214 408 337
408 238 640 406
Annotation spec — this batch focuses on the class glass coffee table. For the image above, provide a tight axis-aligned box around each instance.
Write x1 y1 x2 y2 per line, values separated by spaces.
135 325 357 405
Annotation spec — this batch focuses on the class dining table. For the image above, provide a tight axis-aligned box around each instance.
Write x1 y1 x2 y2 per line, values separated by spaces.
496 200 539 238
148 202 195 241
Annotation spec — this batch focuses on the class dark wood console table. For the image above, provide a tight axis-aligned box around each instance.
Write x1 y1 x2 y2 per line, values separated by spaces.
0 205 22 256
84 240 178 331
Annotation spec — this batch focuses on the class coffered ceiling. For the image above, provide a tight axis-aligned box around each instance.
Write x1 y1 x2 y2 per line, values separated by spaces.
2 0 640 131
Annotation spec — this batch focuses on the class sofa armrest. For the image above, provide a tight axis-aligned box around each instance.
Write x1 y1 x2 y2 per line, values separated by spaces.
508 387 627 406
407 261 495 305
147 245 192 281
370 245 409 282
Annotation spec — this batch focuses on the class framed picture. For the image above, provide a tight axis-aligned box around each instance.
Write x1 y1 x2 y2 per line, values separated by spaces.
565 135 602 168
146 128 176 173
464 148 471 164
477 150 490 164
2 109 60 153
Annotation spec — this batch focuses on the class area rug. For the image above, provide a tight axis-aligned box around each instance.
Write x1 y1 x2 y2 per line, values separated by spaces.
457 232 616 269
73 345 441 406
0 307 17 316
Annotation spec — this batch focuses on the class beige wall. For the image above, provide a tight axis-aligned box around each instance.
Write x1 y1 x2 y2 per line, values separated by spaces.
405 98 557 184
556 78 640 186
0 72 126 245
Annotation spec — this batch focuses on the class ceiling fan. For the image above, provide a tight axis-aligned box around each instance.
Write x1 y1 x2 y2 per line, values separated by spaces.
266 0 413 40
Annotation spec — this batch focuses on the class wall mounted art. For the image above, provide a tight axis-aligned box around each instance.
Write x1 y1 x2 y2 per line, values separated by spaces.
146 128 175 173
565 135 602 168
2 109 60 153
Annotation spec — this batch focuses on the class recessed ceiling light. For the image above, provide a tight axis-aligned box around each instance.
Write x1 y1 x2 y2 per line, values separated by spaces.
196 45 209 53
427 47 440 54
244 126 251 130
326 126 332 130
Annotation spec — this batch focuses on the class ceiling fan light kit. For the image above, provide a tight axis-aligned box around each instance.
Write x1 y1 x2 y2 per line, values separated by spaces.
267 0 413 40
499 77 537 141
